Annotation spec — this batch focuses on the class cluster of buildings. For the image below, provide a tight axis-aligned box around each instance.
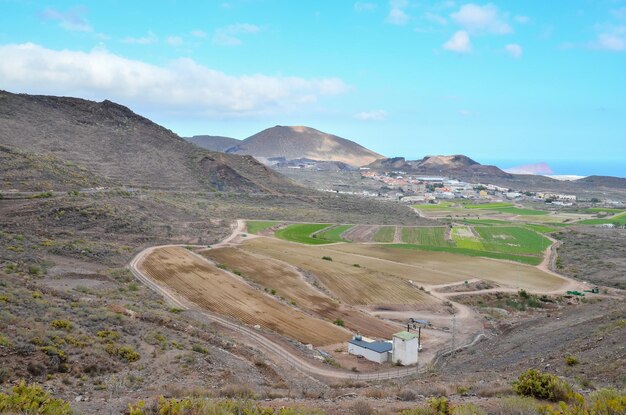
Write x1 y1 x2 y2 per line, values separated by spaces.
359 171 579 205
347 330 419 365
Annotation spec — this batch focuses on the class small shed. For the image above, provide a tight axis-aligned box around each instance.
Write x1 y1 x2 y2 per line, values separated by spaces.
392 331 419 366
347 336 392 363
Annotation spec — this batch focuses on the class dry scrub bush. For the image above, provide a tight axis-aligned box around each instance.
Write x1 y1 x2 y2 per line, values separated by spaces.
364 388 390 399
398 389 418 401
475 383 514 397
352 400 375 415
219 383 256 399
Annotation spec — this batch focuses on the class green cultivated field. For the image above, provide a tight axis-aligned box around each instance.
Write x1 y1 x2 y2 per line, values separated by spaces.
523 223 559 234
401 227 451 246
405 225 552 265
475 226 551 255
577 212 626 226
246 220 280 234
373 226 396 242
386 244 543 266
464 202 514 209
315 224 353 242
274 223 334 244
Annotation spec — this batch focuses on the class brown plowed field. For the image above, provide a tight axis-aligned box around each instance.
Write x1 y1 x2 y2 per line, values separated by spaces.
201 247 400 338
328 244 567 291
240 238 437 305
139 246 351 346
341 225 381 242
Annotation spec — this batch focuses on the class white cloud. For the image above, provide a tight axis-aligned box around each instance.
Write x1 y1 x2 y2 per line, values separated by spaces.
451 3 512 34
424 12 448 26
0 43 349 117
354 109 388 121
443 30 472 53
213 23 260 46
459 109 472 116
166 36 183 46
354 2 376 12
122 31 158 45
191 30 207 38
40 7 93 32
386 0 410 25
504 43 522 58
589 22 626 51
514 15 530 24
594 31 626 51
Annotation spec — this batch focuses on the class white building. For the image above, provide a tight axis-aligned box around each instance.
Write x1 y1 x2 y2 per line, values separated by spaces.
347 336 392 363
391 331 419 366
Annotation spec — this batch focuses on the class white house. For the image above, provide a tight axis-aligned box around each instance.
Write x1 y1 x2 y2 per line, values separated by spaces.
347 336 392 363
391 331 419 366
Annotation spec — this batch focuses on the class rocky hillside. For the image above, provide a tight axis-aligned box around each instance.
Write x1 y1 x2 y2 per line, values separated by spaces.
186 135 241 152
0 91 299 194
367 154 511 179
226 125 384 167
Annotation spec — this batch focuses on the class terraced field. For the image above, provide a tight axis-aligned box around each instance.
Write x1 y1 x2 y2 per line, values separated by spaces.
372 226 395 242
314 224 353 243
577 212 626 226
139 246 350 346
274 223 334 244
246 220 281 234
400 227 451 247
240 238 438 305
201 247 399 338
328 244 567 291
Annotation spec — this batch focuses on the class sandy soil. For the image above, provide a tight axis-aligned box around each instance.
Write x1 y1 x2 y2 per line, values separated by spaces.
201 246 401 338
139 246 351 346
240 238 435 305
342 225 381 242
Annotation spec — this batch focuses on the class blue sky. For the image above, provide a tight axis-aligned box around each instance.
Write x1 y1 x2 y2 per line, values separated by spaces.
1 0 625 174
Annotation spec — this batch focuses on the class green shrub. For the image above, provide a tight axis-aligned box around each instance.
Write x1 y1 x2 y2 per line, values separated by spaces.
565 356 579 366
0 380 73 414
192 344 209 355
322 256 333 261
589 388 626 415
50 319 73 331
28 265 44 276
39 346 67 362
96 330 120 341
105 344 140 362
512 369 575 402
0 334 13 348
333 318 345 327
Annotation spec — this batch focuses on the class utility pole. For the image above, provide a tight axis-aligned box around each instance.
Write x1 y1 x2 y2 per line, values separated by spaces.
452 313 456 351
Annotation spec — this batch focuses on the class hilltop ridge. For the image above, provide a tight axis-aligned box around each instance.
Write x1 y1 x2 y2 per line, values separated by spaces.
225 125 384 167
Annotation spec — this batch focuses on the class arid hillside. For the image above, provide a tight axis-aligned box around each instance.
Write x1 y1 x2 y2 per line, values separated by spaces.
0 91 300 194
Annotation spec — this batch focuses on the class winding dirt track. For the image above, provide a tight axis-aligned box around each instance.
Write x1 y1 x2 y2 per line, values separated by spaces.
128 219 584 380
129 223 419 380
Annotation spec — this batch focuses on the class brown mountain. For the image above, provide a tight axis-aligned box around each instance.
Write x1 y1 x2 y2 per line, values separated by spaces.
0 91 298 194
367 154 511 179
186 135 241 152
226 125 384 167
